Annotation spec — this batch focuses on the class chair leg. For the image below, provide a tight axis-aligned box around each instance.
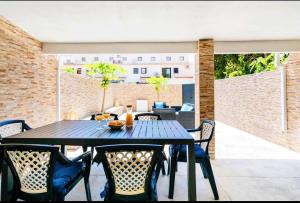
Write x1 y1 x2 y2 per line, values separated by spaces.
91 147 94 159
161 160 166 175
84 176 92 201
167 157 171 175
200 162 208 179
60 145 66 155
202 158 219 200
168 157 177 199
82 146 88 152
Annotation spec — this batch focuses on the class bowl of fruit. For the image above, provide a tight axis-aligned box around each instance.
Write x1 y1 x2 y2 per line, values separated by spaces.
108 120 125 130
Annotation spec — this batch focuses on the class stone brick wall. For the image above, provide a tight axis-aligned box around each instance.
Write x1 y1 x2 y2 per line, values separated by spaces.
0 17 58 128
60 71 114 120
197 39 215 158
108 83 182 111
215 54 300 153
215 70 283 142
285 53 300 151
59 73 182 118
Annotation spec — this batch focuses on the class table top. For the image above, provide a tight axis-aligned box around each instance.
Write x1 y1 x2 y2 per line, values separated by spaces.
2 120 194 146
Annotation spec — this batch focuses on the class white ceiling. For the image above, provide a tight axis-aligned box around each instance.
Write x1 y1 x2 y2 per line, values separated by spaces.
1 1 300 43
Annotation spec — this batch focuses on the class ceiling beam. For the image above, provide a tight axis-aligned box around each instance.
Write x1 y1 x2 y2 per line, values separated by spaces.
43 40 300 54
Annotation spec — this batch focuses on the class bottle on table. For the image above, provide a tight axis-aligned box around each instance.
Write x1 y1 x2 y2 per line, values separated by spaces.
125 105 133 128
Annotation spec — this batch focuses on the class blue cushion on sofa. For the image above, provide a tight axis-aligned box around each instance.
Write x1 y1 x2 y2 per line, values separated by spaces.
154 102 165 109
180 103 194 111
53 162 83 198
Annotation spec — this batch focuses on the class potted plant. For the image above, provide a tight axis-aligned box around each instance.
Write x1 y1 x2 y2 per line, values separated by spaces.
146 76 168 102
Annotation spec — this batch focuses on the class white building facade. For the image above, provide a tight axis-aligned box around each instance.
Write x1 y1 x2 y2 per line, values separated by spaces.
60 54 195 84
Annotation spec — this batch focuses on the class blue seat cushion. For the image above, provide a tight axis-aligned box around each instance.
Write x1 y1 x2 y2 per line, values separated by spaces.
180 103 194 111
53 162 83 198
154 102 165 109
170 144 208 162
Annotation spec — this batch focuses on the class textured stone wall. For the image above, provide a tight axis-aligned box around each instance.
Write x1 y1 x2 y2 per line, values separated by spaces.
109 83 182 111
0 17 58 128
285 53 300 151
197 39 215 158
60 71 114 120
215 70 283 142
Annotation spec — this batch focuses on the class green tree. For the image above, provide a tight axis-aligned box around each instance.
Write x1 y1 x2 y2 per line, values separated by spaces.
84 62 127 112
214 53 289 79
64 66 76 74
146 76 168 101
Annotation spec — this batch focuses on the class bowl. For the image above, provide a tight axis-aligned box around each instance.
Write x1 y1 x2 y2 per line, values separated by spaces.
108 120 125 130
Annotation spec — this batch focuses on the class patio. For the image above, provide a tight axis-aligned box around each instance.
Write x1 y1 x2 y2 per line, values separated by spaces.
2 121 300 201
64 121 300 201
1 1 300 202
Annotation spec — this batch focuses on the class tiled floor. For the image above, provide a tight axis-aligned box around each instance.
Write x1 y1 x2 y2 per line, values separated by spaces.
2 121 300 201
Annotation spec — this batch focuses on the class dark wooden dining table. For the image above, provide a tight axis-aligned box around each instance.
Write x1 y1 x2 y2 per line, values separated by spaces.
1 120 197 201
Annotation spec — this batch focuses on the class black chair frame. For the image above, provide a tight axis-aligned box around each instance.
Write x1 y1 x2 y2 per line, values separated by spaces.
0 144 92 201
93 144 166 201
134 113 162 121
168 119 219 200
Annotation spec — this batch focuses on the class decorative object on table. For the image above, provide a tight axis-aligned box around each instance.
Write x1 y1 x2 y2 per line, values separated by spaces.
146 76 168 101
95 114 111 130
65 62 127 112
125 105 133 128
0 144 92 201
108 120 124 130
93 144 166 201
168 119 219 200
91 112 119 121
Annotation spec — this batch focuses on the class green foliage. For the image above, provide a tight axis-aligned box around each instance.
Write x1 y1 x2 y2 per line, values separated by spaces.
64 66 76 74
214 53 289 79
84 62 127 89
146 76 168 101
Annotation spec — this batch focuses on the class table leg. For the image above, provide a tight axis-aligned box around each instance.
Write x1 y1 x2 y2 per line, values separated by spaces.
1 160 14 201
187 143 196 201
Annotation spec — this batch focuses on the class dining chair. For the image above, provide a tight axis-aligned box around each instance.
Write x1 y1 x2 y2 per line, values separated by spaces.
0 119 31 141
93 144 166 201
134 113 162 121
168 119 219 200
0 120 32 173
0 144 92 201
82 113 120 158
134 113 167 176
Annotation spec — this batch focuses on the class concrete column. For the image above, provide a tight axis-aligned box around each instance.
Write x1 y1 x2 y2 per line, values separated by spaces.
197 39 215 159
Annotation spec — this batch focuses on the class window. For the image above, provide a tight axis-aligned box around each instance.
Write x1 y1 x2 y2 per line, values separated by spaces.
133 68 139 74
94 57 99 61
66 59 71 64
162 68 172 78
81 57 86 62
174 67 179 74
166 56 171 61
109 57 114 61
141 68 147 74
151 56 156 61
122 57 127 61
179 56 185 61
138 57 143 61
